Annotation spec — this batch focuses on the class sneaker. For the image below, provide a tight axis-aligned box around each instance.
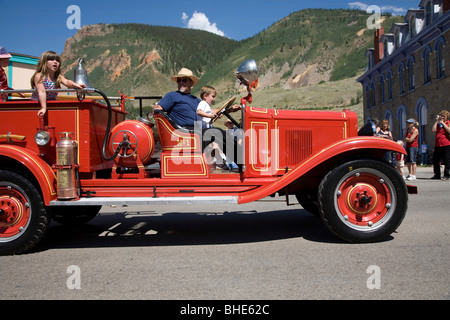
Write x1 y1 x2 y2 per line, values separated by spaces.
406 175 416 181
430 176 441 180
442 177 449 181
215 163 229 171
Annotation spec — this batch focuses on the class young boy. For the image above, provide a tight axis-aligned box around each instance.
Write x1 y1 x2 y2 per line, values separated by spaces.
196 86 217 128
396 140 406 179
197 86 236 171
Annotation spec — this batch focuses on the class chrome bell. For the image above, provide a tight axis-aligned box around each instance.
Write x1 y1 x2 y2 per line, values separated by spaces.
73 58 92 101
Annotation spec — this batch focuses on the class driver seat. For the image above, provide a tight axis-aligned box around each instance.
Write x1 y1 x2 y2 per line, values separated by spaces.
154 109 202 153
154 110 209 178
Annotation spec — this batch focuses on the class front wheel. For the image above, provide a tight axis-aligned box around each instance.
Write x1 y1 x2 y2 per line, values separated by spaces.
0 170 49 255
318 159 408 243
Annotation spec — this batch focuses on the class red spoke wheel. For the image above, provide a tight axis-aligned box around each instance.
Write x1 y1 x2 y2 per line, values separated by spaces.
318 160 408 243
0 170 49 255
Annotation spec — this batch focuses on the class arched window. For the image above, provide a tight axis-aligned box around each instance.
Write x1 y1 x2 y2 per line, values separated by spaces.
387 70 393 100
406 56 415 91
398 63 405 95
384 109 394 133
379 75 385 103
416 98 429 144
423 45 432 84
365 84 370 110
435 37 446 79
370 81 376 107
397 105 407 140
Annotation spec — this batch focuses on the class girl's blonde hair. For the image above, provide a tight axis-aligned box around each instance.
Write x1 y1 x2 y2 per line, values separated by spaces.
200 86 216 100
381 119 390 131
31 51 62 89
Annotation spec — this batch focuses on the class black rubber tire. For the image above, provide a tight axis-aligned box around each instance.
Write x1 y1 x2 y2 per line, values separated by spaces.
318 159 408 243
0 170 49 255
295 193 319 216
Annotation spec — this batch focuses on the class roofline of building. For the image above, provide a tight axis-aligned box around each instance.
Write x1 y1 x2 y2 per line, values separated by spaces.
9 52 39 65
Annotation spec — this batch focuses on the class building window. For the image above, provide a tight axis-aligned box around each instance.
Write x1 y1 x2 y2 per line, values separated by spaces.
387 70 393 100
407 56 415 92
416 98 429 145
435 37 446 79
433 0 442 20
379 75 385 103
398 63 405 95
384 110 393 130
371 81 376 107
365 84 370 110
397 105 407 140
423 45 432 84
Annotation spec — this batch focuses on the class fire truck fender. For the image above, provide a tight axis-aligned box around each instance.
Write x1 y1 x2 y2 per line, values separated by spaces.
0 145 57 205
238 137 405 204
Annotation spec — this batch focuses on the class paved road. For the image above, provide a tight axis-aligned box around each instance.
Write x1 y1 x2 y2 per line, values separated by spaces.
0 167 448 301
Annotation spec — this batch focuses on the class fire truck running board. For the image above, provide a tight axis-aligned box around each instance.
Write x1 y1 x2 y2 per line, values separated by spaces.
50 196 239 206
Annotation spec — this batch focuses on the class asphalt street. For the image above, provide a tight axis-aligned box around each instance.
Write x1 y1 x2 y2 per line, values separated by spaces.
0 167 448 302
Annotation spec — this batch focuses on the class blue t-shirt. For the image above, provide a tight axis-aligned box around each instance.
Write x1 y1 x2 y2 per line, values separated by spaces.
158 91 201 127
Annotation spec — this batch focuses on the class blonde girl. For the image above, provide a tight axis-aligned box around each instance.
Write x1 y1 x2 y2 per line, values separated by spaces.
377 119 393 140
404 118 419 181
31 51 85 117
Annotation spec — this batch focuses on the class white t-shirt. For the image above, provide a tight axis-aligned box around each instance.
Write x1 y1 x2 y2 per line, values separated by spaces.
197 100 212 128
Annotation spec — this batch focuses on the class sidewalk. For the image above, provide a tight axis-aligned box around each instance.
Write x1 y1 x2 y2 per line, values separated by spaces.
406 165 449 181
413 166 434 180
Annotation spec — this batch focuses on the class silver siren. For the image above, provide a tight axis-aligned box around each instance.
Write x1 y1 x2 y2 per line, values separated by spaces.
235 59 258 91
73 58 92 101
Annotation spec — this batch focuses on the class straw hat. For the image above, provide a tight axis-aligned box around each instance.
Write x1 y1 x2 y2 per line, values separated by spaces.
171 68 199 86
0 47 12 59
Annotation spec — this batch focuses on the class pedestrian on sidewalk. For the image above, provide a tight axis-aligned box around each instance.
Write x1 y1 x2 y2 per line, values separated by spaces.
404 118 419 181
431 110 450 181
420 141 429 165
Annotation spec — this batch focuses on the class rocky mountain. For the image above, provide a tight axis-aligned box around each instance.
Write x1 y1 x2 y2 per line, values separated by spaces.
61 9 403 117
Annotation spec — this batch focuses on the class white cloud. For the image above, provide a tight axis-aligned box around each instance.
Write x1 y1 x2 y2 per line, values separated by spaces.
181 11 226 37
348 2 407 16
349 1 369 11
181 12 189 24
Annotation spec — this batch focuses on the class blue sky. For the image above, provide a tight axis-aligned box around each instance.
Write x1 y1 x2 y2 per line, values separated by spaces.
2 0 417 58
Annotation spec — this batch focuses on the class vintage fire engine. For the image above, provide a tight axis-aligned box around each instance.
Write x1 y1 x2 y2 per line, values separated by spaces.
0 59 415 255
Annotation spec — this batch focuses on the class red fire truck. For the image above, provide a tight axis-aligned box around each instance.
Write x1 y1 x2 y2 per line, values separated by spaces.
0 59 415 255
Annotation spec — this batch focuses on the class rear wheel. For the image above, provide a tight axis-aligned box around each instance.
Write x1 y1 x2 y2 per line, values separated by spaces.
318 159 408 243
0 170 49 255
295 193 319 216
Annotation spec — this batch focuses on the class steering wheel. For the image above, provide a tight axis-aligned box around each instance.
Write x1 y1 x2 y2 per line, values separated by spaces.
212 96 236 123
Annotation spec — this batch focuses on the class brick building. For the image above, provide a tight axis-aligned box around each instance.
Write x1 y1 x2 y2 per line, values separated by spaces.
357 0 449 148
